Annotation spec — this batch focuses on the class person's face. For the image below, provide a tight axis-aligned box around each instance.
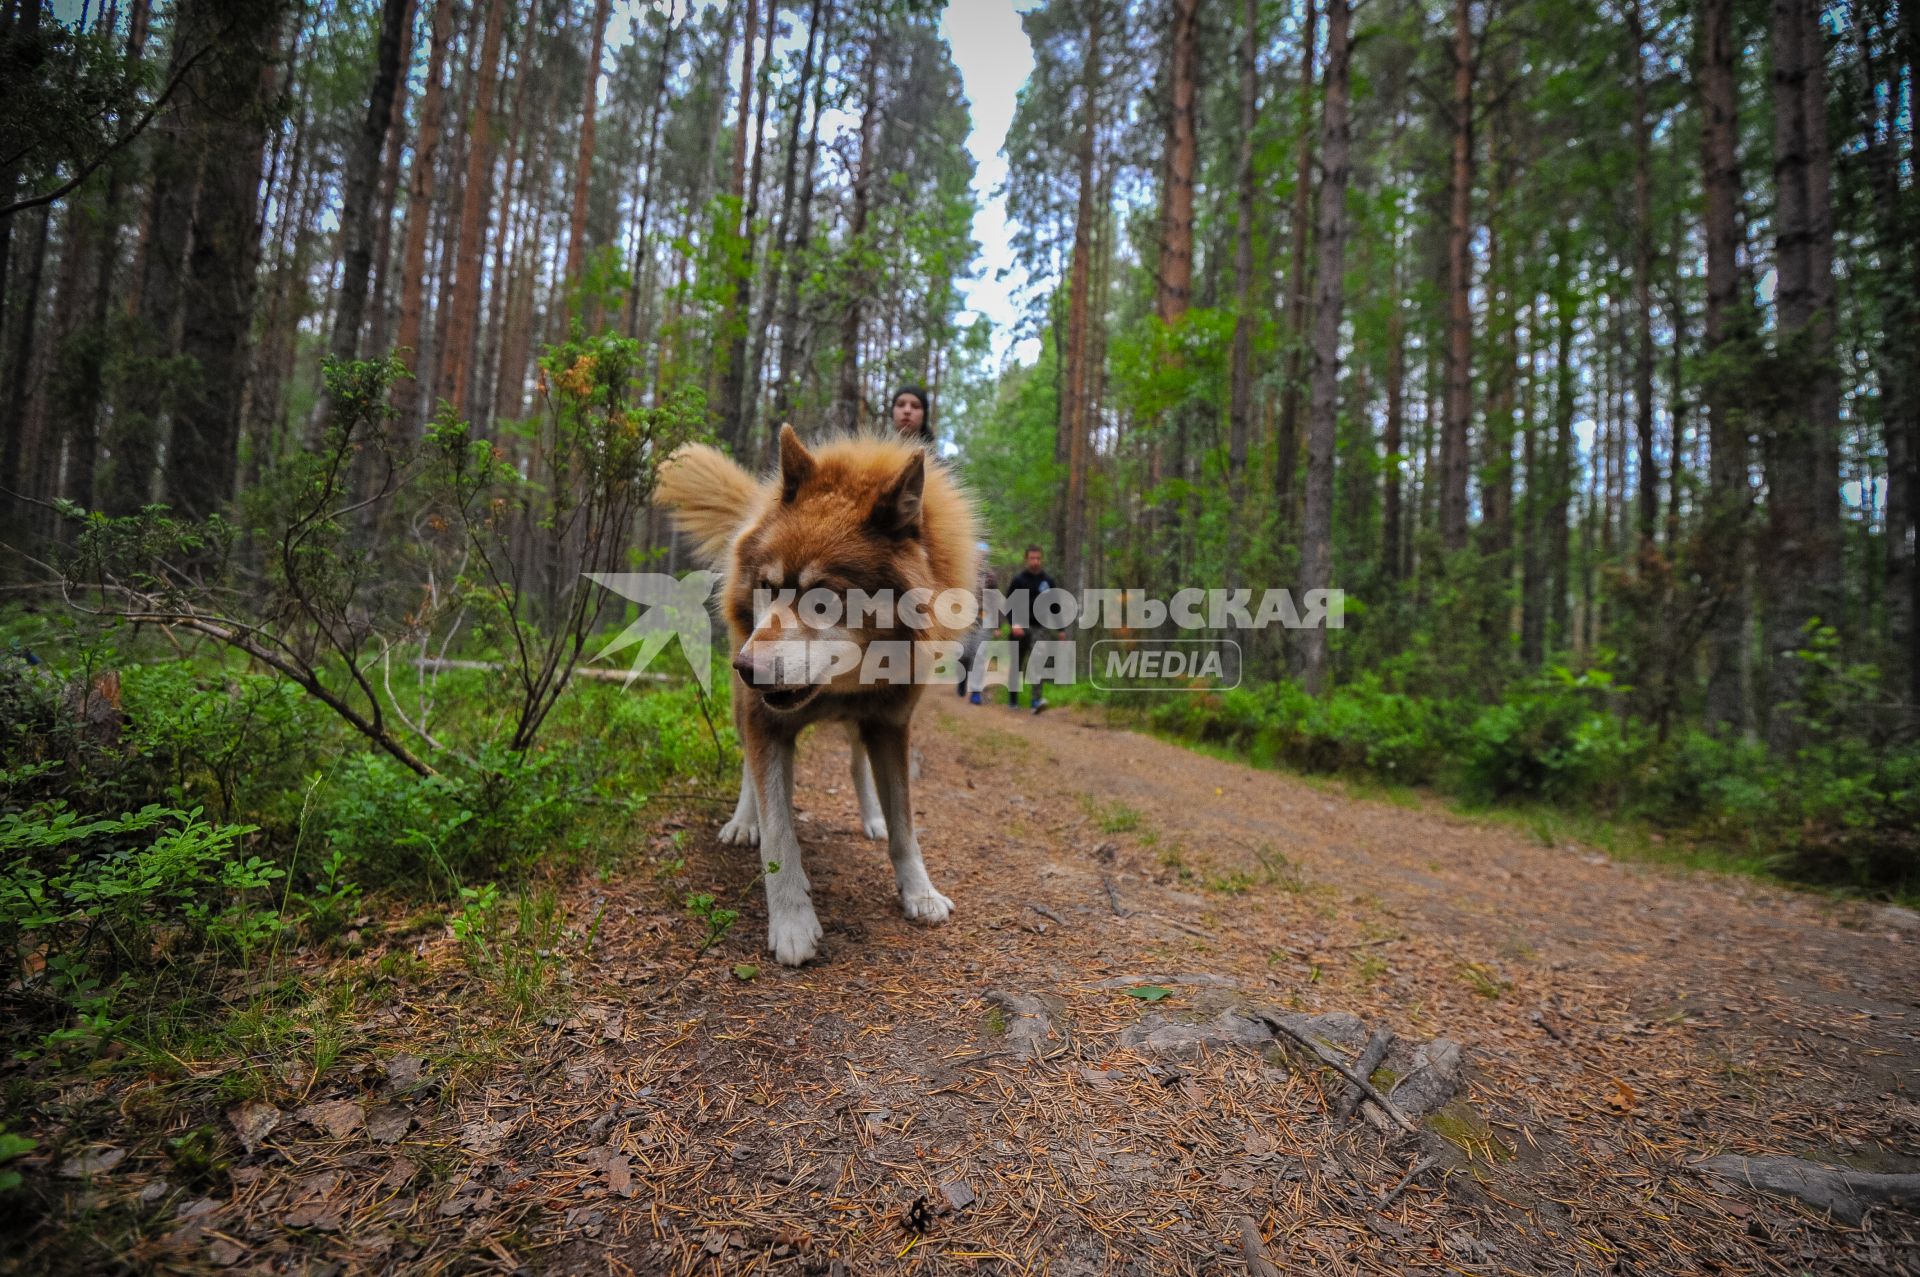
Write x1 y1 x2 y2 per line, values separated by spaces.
892 394 925 433
1025 549 1043 572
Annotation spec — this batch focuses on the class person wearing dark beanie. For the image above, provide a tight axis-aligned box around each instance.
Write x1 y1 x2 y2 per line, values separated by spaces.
890 386 933 444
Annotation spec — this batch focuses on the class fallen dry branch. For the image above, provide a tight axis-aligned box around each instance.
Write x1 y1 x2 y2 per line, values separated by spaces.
1334 1028 1394 1123
1379 1155 1439 1210
1254 1010 1420 1134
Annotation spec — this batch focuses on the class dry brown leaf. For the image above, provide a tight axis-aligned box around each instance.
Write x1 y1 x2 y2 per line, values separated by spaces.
295 1099 365 1140
365 1104 412 1144
283 1200 344 1231
460 1117 511 1155
57 1146 126 1178
226 1100 281 1154
1607 1076 1638 1113
603 1151 634 1198
384 1055 424 1088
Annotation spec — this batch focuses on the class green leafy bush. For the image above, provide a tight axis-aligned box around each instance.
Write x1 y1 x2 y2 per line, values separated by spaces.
1119 657 1918 896
1144 678 1459 783
318 744 583 893
0 780 272 1030
1462 665 1645 803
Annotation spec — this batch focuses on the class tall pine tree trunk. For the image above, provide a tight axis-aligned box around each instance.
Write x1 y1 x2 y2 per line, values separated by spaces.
1629 0 1659 549
771 0 831 459
1274 0 1317 531
1298 0 1351 695
394 0 452 428
366 1 415 360
327 0 410 369
759 0 824 458
837 28 881 432
1439 0 1474 552
1157 0 1197 325
160 0 286 520
1383 250 1406 582
1548 280 1576 653
438 0 507 422
566 0 612 288
720 0 767 452
625 5 679 343
1060 2 1101 593
1763 0 1842 751
1225 0 1256 581
1700 0 1750 732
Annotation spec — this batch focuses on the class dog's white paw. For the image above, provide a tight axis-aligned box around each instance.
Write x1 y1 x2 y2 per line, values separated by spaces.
900 887 953 924
718 815 760 846
862 813 889 841
767 905 823 966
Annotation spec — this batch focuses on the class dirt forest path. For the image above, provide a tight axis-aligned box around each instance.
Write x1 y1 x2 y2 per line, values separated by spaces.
469 696 1920 1277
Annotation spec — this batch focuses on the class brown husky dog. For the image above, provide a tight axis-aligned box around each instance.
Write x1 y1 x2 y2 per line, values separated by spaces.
656 425 979 965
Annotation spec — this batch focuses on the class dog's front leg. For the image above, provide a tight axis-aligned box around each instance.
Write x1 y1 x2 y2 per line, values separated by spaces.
718 762 760 845
750 732 823 965
862 721 952 924
845 724 888 840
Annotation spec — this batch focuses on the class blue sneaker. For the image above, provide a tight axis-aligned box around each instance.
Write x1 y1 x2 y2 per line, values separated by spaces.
969 691 982 705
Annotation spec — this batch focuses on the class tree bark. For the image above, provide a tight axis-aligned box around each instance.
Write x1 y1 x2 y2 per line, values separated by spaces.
1225 0 1256 525
437 0 507 422
771 0 831 460
1548 279 1576 654
365 1 415 361
1298 0 1351 695
326 0 410 371
566 0 613 289
837 25 882 432
106 0 206 516
0 208 50 518
1699 0 1749 731
1860 0 1917 716
159 0 286 521
1383 250 1406 582
758 0 823 459
1156 0 1198 326
626 3 681 350
1061 1 1102 593
720 0 769 453
1763 0 1842 752
393 0 452 429
1439 0 1474 552
1274 0 1318 530
1629 0 1659 550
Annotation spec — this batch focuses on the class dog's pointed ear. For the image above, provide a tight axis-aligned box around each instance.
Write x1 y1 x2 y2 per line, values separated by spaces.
870 452 925 539
778 424 815 504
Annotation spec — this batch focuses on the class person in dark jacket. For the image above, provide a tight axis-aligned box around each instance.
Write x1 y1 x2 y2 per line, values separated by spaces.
1003 544 1058 713
890 386 934 445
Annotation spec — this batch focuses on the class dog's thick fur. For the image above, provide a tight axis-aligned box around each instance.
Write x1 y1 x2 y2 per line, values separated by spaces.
656 425 978 965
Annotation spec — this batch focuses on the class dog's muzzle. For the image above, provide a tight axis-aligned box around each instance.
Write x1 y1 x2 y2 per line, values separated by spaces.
732 648 823 713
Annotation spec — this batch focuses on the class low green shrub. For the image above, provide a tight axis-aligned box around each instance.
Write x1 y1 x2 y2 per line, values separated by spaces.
1461 665 1646 804
1142 678 1460 783
318 743 584 894
0 774 272 1039
1115 658 1917 897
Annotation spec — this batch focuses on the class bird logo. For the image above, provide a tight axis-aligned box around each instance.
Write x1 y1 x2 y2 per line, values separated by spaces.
583 571 722 691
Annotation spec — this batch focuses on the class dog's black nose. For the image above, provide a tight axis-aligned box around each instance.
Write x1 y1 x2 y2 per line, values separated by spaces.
731 650 759 681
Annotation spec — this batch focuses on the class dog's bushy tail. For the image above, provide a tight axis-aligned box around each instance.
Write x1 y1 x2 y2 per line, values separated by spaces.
655 444 763 565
